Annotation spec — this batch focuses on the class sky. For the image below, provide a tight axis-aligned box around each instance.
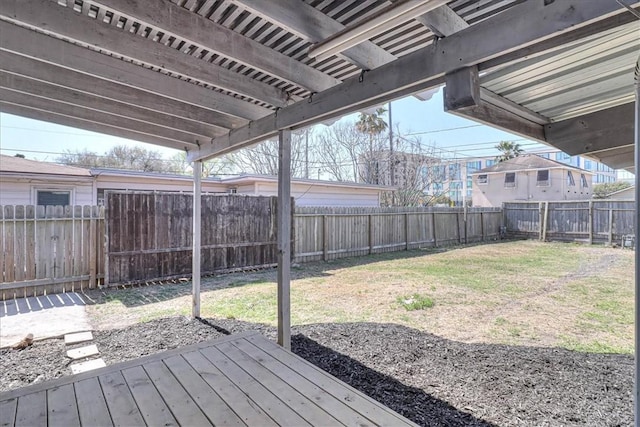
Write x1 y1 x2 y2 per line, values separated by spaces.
0 89 552 165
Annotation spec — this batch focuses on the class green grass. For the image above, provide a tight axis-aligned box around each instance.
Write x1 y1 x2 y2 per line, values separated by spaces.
396 294 434 311
86 240 634 354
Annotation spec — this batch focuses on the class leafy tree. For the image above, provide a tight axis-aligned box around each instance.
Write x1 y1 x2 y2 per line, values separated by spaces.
495 141 523 162
57 145 173 173
592 181 632 199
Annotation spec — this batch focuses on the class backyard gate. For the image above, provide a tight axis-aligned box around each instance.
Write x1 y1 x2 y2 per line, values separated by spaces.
105 192 290 286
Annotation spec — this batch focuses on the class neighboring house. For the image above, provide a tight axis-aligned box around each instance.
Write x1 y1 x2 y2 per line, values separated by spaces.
0 155 96 205
471 154 593 207
0 155 389 207
604 186 635 200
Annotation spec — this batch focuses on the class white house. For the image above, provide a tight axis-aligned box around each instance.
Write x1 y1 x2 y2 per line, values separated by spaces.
0 155 390 207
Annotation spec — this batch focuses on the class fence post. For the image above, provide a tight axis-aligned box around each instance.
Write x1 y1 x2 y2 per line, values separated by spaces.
542 202 549 241
480 211 485 241
89 207 97 288
432 211 438 247
588 201 594 245
368 213 373 254
538 202 544 240
456 211 461 244
323 214 329 261
608 208 614 246
405 213 409 251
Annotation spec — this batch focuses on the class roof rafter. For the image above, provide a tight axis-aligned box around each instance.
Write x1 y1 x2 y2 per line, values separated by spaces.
0 0 287 107
229 0 396 69
0 72 224 139
188 0 628 162
0 21 269 123
0 88 205 148
86 0 340 93
0 51 241 132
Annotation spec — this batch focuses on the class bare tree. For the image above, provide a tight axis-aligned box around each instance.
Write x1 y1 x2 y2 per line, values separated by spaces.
313 122 369 182
228 132 308 177
57 145 173 173
167 152 235 177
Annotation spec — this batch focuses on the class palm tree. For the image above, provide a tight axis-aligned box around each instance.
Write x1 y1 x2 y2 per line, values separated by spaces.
495 141 524 162
356 107 388 183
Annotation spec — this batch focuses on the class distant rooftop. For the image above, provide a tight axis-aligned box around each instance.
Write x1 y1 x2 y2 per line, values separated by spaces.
0 154 91 177
476 155 590 174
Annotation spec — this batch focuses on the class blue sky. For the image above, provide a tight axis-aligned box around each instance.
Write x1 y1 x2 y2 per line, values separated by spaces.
0 89 549 163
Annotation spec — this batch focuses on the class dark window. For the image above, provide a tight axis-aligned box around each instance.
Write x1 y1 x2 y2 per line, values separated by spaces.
504 172 516 188
477 174 488 185
567 171 575 186
536 170 550 186
37 190 70 207
580 174 589 188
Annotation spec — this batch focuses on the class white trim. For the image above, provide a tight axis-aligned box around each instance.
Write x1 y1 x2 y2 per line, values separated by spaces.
31 185 76 205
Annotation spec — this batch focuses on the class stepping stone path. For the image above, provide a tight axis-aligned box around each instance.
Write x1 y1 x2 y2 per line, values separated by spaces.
63 331 107 374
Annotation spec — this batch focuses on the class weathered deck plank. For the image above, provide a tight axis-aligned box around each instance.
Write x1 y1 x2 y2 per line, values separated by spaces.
142 360 212 427
0 397 17 427
98 372 145 426
73 378 112 426
0 331 417 427
47 384 80 427
121 366 178 427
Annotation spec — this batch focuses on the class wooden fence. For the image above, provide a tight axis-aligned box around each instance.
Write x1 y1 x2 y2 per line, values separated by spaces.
105 192 287 285
0 205 105 300
294 206 503 262
503 201 635 244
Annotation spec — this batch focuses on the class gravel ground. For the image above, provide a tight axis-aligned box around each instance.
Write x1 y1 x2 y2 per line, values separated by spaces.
0 317 632 426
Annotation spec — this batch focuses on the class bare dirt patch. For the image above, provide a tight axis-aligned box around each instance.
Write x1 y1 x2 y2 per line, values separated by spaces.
0 317 632 426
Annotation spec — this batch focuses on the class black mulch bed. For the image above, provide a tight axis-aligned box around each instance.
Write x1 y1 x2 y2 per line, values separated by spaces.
0 317 632 426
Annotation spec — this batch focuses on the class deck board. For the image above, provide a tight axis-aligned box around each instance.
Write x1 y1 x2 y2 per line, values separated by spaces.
0 331 417 427
73 378 112 426
47 384 80 427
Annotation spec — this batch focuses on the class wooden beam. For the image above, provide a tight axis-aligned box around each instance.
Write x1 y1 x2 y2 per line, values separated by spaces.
88 0 340 92
0 89 203 147
0 103 190 151
0 0 287 107
444 67 547 141
0 72 223 139
415 5 469 37
192 161 202 319
590 145 635 170
230 0 396 69
277 129 292 350
0 21 269 122
0 51 244 130
545 103 635 155
188 0 625 161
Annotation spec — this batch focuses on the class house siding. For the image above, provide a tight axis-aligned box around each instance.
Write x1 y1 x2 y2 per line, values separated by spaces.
472 168 592 207
0 177 95 205
250 182 381 207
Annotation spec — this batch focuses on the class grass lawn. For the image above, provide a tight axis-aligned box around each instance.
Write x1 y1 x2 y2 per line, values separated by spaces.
86 240 634 354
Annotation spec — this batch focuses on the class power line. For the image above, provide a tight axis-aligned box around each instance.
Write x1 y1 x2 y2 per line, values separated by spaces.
1 125 100 137
404 124 483 135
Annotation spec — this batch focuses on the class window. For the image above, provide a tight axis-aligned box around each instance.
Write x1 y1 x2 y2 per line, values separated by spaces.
583 160 592 170
567 171 575 186
36 190 70 207
556 152 570 162
485 159 495 167
449 163 461 180
536 170 550 186
504 172 516 188
466 161 482 174
580 174 589 188
477 174 488 185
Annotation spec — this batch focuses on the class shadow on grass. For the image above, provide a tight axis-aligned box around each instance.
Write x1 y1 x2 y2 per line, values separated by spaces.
291 334 495 427
85 240 514 308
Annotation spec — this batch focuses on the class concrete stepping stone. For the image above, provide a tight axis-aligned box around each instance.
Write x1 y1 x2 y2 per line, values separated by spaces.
64 331 93 345
70 358 106 374
66 344 99 360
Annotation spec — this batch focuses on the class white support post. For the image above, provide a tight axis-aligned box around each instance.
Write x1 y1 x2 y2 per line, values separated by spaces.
633 55 639 427
277 129 292 350
192 160 202 319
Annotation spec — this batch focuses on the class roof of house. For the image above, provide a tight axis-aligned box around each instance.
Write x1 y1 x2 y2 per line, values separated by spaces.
607 185 635 198
0 155 92 177
475 154 590 174
221 174 396 190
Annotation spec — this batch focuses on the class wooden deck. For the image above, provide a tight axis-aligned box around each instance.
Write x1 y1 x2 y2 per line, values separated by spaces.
0 331 417 426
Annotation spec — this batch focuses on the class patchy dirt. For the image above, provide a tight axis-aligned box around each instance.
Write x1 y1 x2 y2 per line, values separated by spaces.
0 317 631 426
